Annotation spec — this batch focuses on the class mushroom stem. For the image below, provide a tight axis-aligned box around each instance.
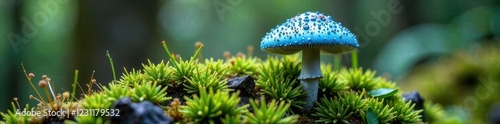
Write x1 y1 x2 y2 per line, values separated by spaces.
299 49 322 79
298 48 323 113
351 50 358 68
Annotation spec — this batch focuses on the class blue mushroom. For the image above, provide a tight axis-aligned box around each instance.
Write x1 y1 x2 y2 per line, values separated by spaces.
260 12 359 112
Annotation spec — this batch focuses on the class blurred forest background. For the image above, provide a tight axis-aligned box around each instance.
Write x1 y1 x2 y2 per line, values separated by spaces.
1 0 500 122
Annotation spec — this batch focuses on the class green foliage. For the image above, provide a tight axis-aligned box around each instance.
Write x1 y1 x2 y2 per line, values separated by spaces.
221 114 243 124
203 58 229 77
245 98 299 124
180 88 247 124
259 55 301 81
1 42 446 124
361 98 396 123
227 56 260 76
0 103 29 124
131 81 171 104
312 91 366 124
102 83 131 103
142 60 172 85
390 99 422 123
118 68 146 86
375 79 397 89
368 88 399 98
279 55 302 79
106 50 117 83
365 109 379 124
184 68 228 94
257 74 305 112
171 57 199 86
319 64 348 97
340 68 381 91
257 55 305 113
312 97 353 124
82 93 112 109
339 91 367 116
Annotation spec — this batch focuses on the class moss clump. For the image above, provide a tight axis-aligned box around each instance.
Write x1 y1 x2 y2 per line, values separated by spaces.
184 68 229 94
180 88 247 124
0 42 451 124
245 98 299 124
142 60 172 85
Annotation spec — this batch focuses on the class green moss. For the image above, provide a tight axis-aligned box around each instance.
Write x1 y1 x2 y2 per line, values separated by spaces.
361 98 396 123
245 98 299 124
319 64 348 97
170 57 199 86
82 92 112 110
102 83 130 103
142 60 172 85
118 68 146 87
257 73 306 113
389 99 422 123
340 68 382 91
1 42 452 124
227 56 260 77
184 68 229 94
313 96 353 123
131 81 171 104
180 88 247 124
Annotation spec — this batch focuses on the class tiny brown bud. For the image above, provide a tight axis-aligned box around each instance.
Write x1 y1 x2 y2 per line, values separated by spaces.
91 79 96 84
28 73 35 78
247 45 254 52
236 52 245 58
13 98 18 101
223 51 231 59
42 75 47 80
29 95 34 99
229 58 235 65
171 98 180 106
195 41 203 48
247 45 254 57
63 92 70 98
38 80 47 88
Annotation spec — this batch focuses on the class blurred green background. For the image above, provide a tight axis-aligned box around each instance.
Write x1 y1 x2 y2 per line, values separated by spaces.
0 0 499 122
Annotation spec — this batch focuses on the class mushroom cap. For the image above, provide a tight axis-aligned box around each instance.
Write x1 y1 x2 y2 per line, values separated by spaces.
260 12 359 55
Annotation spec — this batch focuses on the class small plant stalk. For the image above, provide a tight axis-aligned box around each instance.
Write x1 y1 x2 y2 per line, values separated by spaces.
21 63 46 104
106 50 117 83
162 41 180 68
71 70 78 102
46 81 56 101
43 87 53 103
351 50 358 68
333 55 342 70
247 45 254 57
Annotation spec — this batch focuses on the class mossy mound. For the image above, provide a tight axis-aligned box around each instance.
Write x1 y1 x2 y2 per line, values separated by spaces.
1 42 451 124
